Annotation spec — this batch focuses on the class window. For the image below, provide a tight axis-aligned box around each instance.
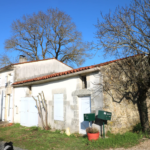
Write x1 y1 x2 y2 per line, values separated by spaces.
29 86 31 91
8 74 11 85
82 76 87 89
27 86 32 96
54 94 64 121
29 86 32 94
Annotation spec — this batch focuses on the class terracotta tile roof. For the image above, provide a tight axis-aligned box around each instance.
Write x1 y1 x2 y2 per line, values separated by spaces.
0 57 73 71
13 54 142 85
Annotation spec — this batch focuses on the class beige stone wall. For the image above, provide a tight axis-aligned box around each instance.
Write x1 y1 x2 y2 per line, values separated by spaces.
103 93 140 134
101 65 150 134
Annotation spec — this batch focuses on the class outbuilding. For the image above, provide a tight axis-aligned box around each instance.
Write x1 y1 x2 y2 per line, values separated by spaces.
12 55 145 134
13 64 103 134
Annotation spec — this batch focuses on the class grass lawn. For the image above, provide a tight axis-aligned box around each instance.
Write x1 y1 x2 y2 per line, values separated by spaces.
0 123 145 150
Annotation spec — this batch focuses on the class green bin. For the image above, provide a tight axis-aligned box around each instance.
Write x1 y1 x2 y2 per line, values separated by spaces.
98 110 112 120
84 113 95 121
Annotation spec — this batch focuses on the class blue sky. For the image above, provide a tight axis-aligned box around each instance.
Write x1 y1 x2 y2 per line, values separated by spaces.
0 0 132 68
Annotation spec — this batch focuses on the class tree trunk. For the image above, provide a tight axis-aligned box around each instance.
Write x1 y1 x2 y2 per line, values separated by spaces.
39 99 45 129
137 89 149 132
42 91 48 128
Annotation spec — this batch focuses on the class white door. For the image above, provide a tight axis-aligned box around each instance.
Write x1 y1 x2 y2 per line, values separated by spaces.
20 97 38 127
28 98 38 127
79 96 91 134
20 98 28 126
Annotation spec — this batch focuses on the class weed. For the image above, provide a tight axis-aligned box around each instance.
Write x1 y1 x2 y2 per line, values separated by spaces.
133 123 143 133
55 129 61 133
13 123 21 127
29 126 39 131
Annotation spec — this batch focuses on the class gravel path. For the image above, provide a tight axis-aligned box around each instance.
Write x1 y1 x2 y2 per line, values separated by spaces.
0 141 27 150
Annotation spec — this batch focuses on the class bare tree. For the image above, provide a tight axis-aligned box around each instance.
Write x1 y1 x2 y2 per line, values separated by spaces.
96 55 150 132
95 0 150 132
32 91 49 130
95 0 150 56
5 8 92 67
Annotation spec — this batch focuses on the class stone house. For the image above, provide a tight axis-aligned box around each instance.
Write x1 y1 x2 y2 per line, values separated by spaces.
0 55 72 123
12 55 143 134
12 65 103 134
1 55 143 134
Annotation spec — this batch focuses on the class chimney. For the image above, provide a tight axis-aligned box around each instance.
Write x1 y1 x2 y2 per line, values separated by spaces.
19 55 27 63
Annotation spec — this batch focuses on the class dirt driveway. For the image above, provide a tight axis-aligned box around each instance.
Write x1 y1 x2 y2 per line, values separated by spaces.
107 139 150 150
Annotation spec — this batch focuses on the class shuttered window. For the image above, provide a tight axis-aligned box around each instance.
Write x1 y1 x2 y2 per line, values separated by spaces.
54 94 64 121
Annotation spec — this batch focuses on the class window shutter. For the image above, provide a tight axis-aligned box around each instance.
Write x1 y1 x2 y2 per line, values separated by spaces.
9 94 13 123
2 91 5 121
54 94 63 121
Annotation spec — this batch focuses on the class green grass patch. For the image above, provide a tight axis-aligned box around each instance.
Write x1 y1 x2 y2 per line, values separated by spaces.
86 131 142 149
0 124 146 150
